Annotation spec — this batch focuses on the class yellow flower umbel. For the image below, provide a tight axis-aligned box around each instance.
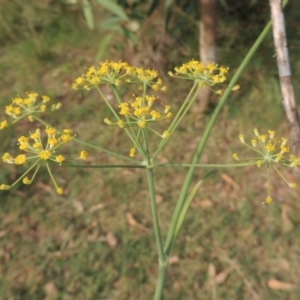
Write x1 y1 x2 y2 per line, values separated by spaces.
127 67 167 91
0 93 61 129
72 61 132 90
233 128 299 203
168 60 237 95
104 95 172 156
0 127 85 194
72 61 167 91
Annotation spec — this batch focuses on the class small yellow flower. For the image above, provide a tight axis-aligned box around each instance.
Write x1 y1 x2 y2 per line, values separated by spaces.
137 120 147 128
117 120 124 128
39 150 51 160
55 155 65 165
15 154 26 165
171 60 229 91
0 184 10 190
104 118 112 125
239 134 245 144
2 153 14 164
1 127 85 194
57 188 64 195
232 153 239 161
231 84 240 91
162 131 170 138
289 183 297 188
129 148 136 157
79 151 89 160
0 120 8 130
251 139 257 147
23 177 32 185
256 160 263 167
42 95 50 103
234 128 300 203
265 196 273 204
3 93 60 125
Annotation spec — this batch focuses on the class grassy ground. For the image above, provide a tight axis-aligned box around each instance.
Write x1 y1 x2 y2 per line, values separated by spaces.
1 1 300 299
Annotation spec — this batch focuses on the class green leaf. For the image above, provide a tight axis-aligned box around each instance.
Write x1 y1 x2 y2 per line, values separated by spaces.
147 0 159 16
95 0 129 21
174 180 202 237
174 170 216 237
95 34 112 62
165 0 174 8
82 0 94 30
218 0 229 11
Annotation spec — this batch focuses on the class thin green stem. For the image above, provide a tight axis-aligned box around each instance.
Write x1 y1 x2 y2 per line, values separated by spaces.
96 87 119 119
146 168 165 261
33 115 138 163
164 17 275 257
8 160 40 188
153 260 168 300
168 82 198 132
96 87 146 157
154 162 257 168
111 85 141 147
61 162 146 169
153 83 199 160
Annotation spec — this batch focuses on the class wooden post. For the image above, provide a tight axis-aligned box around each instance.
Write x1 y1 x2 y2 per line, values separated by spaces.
197 0 216 113
269 0 300 156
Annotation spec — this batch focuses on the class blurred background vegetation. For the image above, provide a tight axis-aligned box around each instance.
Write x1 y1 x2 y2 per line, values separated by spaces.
0 0 300 299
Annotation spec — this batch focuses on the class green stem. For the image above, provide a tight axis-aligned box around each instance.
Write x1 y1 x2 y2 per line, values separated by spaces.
153 83 199 160
146 167 164 260
154 162 257 168
153 260 168 300
111 85 143 150
96 87 147 158
164 17 274 256
61 163 146 169
33 115 138 163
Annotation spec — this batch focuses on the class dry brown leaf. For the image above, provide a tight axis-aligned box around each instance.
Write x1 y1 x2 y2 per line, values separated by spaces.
281 204 294 233
89 203 105 213
44 281 58 297
191 199 213 208
214 269 231 284
2 212 19 225
169 256 179 264
87 231 99 242
126 212 149 232
0 230 6 238
221 173 240 190
106 232 118 248
126 212 137 226
73 200 84 214
156 194 163 204
208 263 216 279
267 279 296 290
239 226 254 238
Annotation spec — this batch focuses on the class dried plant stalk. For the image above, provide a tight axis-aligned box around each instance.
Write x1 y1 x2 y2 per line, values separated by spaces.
269 0 300 156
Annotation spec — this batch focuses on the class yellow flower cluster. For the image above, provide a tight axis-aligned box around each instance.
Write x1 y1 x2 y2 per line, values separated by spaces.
0 93 61 129
104 95 172 157
169 60 232 94
72 61 167 91
233 128 299 203
1 127 88 194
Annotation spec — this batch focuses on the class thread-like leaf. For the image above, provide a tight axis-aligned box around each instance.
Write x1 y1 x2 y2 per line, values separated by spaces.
82 0 94 30
96 0 129 21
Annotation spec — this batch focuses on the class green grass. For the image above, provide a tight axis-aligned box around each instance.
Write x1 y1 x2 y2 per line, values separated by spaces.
1 1 300 299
